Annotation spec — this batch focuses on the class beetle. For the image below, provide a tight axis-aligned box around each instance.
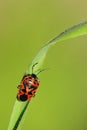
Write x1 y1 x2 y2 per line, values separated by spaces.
17 63 41 101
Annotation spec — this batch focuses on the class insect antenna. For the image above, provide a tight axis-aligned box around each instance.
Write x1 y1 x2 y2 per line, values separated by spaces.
36 68 48 75
32 63 38 73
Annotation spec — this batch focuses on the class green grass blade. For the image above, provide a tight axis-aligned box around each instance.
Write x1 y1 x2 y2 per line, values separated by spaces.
8 21 87 130
29 21 87 73
8 100 30 130
47 21 87 45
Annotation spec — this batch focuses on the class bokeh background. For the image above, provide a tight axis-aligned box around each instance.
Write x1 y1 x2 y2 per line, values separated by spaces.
0 0 87 130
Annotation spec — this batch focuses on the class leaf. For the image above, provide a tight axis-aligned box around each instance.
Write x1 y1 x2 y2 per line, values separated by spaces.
7 21 87 130
29 21 87 73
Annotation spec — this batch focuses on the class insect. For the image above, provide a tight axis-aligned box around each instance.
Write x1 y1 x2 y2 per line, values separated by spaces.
17 63 43 102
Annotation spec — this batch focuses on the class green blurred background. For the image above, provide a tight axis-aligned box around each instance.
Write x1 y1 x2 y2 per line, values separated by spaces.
0 0 87 130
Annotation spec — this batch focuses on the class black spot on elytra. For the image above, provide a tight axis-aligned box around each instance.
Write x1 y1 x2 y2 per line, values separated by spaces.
20 94 28 101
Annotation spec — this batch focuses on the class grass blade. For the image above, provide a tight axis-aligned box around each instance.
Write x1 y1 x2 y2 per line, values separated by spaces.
8 21 87 130
29 21 87 73
8 100 29 130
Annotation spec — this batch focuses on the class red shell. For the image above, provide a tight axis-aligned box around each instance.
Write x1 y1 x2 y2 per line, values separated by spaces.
17 74 39 101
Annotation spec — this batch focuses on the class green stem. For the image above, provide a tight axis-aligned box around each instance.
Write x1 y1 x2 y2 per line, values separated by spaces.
8 100 30 130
